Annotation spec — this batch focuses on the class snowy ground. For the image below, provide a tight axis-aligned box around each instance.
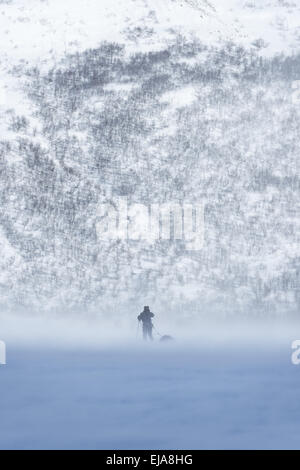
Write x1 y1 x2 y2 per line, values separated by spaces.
0 336 300 450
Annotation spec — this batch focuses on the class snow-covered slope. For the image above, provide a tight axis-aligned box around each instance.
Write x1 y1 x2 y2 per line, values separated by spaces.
0 0 299 317
0 0 299 119
0 0 300 67
0 0 299 139
0 0 224 66
0 0 300 69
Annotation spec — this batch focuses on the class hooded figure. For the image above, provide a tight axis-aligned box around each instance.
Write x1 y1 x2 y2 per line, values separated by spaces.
138 306 154 341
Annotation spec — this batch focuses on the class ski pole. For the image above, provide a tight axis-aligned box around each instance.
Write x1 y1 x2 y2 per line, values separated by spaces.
136 320 140 339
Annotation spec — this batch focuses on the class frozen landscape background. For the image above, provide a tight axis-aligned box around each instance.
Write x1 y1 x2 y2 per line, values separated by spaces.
0 0 299 316
0 0 300 449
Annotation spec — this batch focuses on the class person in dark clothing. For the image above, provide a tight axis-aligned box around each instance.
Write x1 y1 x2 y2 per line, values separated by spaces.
138 306 154 341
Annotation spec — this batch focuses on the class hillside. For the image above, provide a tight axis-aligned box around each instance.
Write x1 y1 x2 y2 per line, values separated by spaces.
0 0 299 318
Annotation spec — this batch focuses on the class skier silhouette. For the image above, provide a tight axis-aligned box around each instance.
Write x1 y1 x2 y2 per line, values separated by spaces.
138 306 154 341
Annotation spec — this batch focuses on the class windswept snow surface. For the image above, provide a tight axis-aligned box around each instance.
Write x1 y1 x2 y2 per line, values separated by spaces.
0 315 300 450
0 344 300 450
